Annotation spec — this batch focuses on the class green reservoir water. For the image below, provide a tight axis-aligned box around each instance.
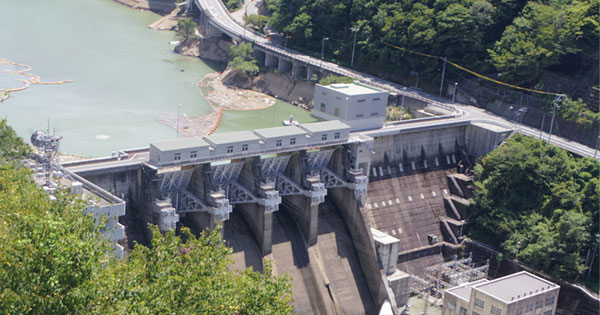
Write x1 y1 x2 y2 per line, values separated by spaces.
0 0 316 157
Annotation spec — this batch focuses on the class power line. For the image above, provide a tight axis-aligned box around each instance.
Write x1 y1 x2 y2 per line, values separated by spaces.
381 42 564 97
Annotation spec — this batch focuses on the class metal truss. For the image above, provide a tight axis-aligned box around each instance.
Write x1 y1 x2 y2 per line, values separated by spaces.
158 169 193 192
265 174 303 196
160 189 207 213
215 182 257 204
310 168 346 188
261 155 290 177
212 162 244 184
306 149 334 170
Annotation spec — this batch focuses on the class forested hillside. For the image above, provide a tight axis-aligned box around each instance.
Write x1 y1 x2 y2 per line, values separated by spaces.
264 0 598 88
469 134 599 286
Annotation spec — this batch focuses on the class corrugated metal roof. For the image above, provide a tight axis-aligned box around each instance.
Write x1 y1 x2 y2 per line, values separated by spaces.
254 126 308 139
204 131 260 145
301 120 350 134
151 137 208 151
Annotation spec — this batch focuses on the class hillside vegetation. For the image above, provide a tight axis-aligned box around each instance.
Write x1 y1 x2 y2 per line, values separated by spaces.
263 0 598 88
0 119 292 314
469 134 599 283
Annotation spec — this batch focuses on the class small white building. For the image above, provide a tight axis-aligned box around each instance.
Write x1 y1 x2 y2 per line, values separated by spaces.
299 120 351 143
312 81 388 131
253 125 309 149
204 131 261 155
150 137 210 164
443 271 560 315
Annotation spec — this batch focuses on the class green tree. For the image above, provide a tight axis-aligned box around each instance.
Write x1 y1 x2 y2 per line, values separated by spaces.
176 17 198 43
469 134 599 280
228 42 259 76
0 118 30 162
225 0 242 11
489 0 599 84
0 122 293 313
245 14 270 31
318 75 354 85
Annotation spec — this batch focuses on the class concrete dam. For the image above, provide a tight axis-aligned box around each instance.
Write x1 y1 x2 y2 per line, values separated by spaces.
63 116 512 314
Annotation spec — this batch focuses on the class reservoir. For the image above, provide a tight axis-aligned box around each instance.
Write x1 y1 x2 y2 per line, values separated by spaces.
0 0 316 157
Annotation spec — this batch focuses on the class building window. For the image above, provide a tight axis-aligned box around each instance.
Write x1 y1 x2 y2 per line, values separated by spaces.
545 296 555 306
516 307 523 315
371 112 378 116
543 311 552 315
174 153 181 161
356 114 364 118
473 312 481 315
334 132 340 139
373 97 381 101
190 151 197 158
276 139 282 147
536 300 545 309
448 301 456 311
320 103 326 111
242 144 248 151
322 134 328 141
490 306 501 315
357 99 366 103
526 304 533 312
334 107 340 117
474 298 484 309
227 146 234 153
290 138 296 145
459 307 467 315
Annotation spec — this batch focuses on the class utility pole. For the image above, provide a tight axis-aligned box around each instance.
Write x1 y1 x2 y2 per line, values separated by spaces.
350 27 358 66
176 104 181 138
547 95 563 145
411 71 419 89
594 135 600 159
320 37 329 68
452 82 458 103
439 57 447 97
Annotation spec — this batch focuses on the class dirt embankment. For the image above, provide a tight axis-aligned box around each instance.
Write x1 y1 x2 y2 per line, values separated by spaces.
223 70 315 110
112 0 176 14
175 38 232 63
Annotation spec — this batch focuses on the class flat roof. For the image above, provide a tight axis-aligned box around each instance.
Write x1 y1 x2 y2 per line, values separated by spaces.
204 131 260 145
321 82 384 96
475 271 558 302
151 137 209 152
301 120 350 134
371 228 400 245
254 126 307 139
446 279 489 301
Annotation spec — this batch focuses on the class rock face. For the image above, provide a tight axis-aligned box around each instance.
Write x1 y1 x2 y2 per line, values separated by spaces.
175 38 232 63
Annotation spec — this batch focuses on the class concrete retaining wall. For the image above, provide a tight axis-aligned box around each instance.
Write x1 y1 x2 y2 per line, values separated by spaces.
370 126 466 164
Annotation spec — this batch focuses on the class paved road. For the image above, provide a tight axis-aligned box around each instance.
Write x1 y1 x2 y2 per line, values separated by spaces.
194 0 598 159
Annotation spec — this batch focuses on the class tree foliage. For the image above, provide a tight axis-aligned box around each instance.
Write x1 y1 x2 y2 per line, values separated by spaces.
469 134 599 280
318 75 354 85
228 42 259 76
0 119 30 162
245 14 271 32
0 122 292 313
176 17 198 43
225 0 242 11
264 0 598 91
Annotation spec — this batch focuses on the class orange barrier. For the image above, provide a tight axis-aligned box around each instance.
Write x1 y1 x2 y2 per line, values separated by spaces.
207 107 224 136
